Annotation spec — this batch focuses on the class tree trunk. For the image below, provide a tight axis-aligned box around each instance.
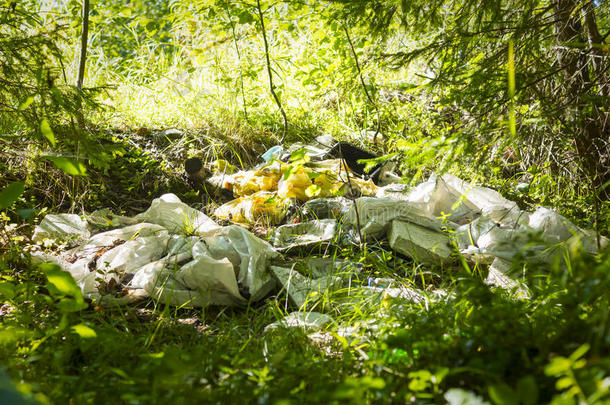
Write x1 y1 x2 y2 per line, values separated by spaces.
553 0 610 200
76 0 89 89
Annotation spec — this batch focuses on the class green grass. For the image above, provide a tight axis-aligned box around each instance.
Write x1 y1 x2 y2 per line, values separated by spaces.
1 208 610 404
1 2 609 404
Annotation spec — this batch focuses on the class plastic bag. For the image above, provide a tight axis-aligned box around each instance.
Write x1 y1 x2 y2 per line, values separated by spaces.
344 197 443 240
406 174 479 224
441 173 518 211
202 225 278 301
270 265 341 308
278 168 313 201
32 214 91 247
214 191 289 226
388 220 454 265
272 219 337 250
232 168 280 196
528 207 581 243
302 197 351 220
33 194 279 307
485 258 530 298
134 193 221 235
265 312 333 332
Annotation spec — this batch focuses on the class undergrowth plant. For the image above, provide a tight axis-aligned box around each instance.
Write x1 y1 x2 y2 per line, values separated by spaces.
1 1 609 404
2 223 609 404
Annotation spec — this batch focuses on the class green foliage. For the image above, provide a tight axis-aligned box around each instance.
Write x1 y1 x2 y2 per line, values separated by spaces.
86 0 176 76
42 263 88 312
0 183 25 210
0 0 609 403
337 0 610 199
44 156 87 176
0 1 95 136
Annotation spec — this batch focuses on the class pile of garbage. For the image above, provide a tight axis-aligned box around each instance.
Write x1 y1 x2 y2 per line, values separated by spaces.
31 136 608 322
207 140 380 226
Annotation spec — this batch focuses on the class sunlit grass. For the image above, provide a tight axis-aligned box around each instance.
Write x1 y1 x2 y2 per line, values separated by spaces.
85 14 424 142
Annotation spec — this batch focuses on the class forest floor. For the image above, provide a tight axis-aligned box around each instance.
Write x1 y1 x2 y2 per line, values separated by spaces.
1 127 609 405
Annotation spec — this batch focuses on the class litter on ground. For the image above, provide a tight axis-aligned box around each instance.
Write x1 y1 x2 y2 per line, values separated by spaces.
31 138 609 330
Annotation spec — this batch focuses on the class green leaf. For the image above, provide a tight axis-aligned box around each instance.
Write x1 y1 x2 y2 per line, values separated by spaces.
507 40 516 138
488 383 518 405
555 377 573 390
45 156 87 176
545 357 572 376
40 119 56 147
362 376 385 389
0 282 16 300
282 165 299 181
42 264 84 300
434 367 450 384
0 182 25 209
305 184 321 198
408 378 429 392
18 96 34 110
56 298 88 313
408 370 432 380
72 324 97 339
549 393 576 405
238 10 254 24
507 40 515 97
568 343 589 362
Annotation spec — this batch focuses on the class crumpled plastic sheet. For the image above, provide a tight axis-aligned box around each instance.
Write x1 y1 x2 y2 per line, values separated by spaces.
485 258 530 298
32 194 278 307
455 204 608 264
32 214 91 247
212 159 377 225
341 172 607 294
272 219 337 250
388 220 453 265
133 193 222 235
264 311 333 332
214 191 289 226
406 174 480 224
344 197 445 240
270 266 342 308
31 168 609 314
301 197 351 220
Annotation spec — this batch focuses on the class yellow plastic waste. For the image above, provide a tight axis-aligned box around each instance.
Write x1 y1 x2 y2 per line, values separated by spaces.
213 159 378 226
311 172 335 198
210 159 376 199
277 168 314 201
215 191 289 226
232 170 279 196
347 177 378 196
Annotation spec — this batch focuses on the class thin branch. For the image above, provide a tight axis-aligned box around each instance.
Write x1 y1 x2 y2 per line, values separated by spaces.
343 23 381 141
256 0 288 142
76 0 89 89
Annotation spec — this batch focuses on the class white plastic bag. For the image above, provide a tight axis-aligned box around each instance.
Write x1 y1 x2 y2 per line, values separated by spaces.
202 225 278 301
441 173 518 211
272 219 337 250
32 214 91 246
134 193 221 235
406 174 479 224
344 197 443 240
33 194 278 307
388 220 454 265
